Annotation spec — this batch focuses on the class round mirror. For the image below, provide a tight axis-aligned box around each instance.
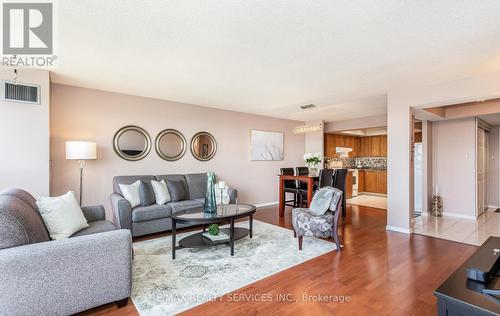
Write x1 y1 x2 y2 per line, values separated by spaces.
155 129 187 161
113 125 151 161
191 132 217 161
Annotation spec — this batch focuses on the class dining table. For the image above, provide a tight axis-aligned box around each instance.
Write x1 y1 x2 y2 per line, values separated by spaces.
278 174 318 216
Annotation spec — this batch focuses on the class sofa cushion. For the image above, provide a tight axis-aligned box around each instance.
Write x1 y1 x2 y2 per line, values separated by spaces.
113 175 156 195
185 173 207 200
167 200 204 214
139 181 155 206
167 179 189 202
156 175 189 200
132 204 172 222
70 220 116 237
0 195 50 250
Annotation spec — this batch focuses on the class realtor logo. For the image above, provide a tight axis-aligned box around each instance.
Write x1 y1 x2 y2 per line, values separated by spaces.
2 2 53 54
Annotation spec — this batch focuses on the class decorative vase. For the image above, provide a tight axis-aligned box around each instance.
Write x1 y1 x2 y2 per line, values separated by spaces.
431 195 442 217
204 172 217 214
308 166 319 176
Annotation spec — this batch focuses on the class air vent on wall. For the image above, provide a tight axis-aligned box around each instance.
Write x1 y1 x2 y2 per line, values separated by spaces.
1 81 40 104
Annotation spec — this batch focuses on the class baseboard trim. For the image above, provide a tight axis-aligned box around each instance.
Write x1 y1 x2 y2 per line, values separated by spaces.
486 205 499 209
255 201 279 208
386 225 411 234
441 212 477 220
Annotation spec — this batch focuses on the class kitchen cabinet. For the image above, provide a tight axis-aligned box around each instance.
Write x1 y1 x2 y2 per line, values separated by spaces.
364 170 378 192
380 135 387 157
362 169 387 194
378 170 387 194
324 134 360 158
324 134 387 158
358 169 365 192
359 135 387 157
370 136 381 156
360 137 371 157
346 171 353 199
324 134 335 157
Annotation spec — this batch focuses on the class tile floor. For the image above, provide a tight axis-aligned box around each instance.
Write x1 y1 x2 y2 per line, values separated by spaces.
411 210 500 246
347 194 387 209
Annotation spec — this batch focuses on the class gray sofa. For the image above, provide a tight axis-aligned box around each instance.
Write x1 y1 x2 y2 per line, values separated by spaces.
111 173 237 237
0 188 132 315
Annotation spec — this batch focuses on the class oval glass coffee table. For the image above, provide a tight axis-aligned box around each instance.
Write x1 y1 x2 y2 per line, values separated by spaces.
170 204 256 259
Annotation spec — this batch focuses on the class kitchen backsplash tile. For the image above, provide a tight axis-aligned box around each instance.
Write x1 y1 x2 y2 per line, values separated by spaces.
325 157 387 169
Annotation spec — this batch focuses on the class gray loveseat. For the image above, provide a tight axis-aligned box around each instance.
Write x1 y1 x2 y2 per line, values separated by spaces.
111 173 237 237
0 188 132 315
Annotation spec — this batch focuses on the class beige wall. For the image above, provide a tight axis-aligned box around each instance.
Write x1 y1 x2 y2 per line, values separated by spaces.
432 118 476 217
388 71 500 232
50 84 305 218
0 69 50 196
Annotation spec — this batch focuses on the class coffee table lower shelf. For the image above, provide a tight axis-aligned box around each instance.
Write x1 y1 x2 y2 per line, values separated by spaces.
178 227 249 248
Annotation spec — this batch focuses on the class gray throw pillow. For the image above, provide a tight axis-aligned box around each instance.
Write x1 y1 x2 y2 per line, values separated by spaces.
167 179 188 202
139 181 155 206
309 187 334 216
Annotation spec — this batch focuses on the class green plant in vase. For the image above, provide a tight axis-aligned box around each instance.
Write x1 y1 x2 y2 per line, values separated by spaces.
208 224 220 236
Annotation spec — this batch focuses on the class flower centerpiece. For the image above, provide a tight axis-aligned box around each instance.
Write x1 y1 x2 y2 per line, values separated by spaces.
304 152 322 176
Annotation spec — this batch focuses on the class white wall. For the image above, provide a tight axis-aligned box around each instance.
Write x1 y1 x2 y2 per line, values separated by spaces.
387 71 500 232
432 118 476 217
0 69 50 196
487 127 499 208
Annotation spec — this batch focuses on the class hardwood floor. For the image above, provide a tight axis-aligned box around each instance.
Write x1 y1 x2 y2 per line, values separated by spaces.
81 204 477 316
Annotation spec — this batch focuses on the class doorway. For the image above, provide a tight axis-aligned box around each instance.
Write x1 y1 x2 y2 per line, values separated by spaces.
476 121 489 217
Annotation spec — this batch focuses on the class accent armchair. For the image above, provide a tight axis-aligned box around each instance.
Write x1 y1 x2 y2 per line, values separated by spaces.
292 186 343 251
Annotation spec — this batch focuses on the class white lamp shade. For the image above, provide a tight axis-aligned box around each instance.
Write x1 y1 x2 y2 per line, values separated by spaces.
66 141 97 160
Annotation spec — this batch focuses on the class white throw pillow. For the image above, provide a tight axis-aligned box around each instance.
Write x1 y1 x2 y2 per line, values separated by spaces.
151 180 171 205
36 191 89 240
119 180 141 208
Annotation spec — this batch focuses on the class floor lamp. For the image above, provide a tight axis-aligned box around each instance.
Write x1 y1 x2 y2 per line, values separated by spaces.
65 141 97 205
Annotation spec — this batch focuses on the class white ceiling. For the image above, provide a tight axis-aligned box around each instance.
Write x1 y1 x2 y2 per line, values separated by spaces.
50 1 500 122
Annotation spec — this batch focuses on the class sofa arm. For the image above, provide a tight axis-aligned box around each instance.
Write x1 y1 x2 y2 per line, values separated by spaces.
111 193 132 230
81 204 106 222
0 229 132 315
228 188 237 204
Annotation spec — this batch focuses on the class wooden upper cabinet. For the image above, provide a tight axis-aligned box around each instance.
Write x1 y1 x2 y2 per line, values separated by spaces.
380 135 387 157
324 134 335 157
360 137 370 157
351 137 361 158
370 136 381 157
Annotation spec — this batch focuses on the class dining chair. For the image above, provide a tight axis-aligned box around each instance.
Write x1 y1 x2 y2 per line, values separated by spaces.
295 166 311 207
333 168 348 217
280 168 298 208
292 186 343 251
